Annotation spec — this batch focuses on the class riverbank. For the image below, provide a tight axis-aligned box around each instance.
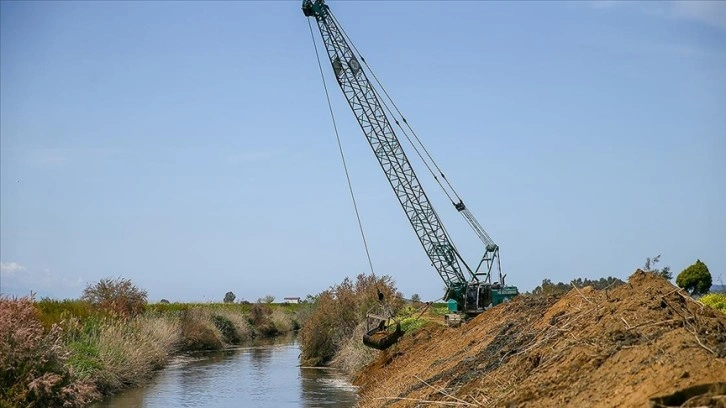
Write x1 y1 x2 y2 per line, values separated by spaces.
0 296 305 408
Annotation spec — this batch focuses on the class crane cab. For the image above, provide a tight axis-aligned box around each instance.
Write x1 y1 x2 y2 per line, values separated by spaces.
464 283 493 314
464 283 519 315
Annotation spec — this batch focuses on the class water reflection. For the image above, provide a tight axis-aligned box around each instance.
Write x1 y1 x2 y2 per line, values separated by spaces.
93 335 358 408
300 367 359 407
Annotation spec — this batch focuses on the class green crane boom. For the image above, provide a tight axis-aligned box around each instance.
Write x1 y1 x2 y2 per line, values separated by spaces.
303 0 518 314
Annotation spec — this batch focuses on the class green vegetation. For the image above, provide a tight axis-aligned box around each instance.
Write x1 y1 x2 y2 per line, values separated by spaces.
643 254 673 280
259 295 276 304
0 278 302 408
223 291 236 303
677 259 712 296
531 276 625 296
700 293 726 314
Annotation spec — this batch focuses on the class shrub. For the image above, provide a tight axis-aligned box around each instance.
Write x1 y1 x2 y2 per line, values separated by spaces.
248 302 272 325
223 291 236 304
677 260 712 296
270 308 295 334
212 310 253 342
700 293 726 314
0 295 98 407
212 315 240 344
299 273 401 367
259 295 276 304
248 302 278 336
179 308 223 351
330 321 377 375
81 277 148 318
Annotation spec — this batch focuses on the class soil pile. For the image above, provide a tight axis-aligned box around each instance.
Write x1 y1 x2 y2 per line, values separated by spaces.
352 270 726 407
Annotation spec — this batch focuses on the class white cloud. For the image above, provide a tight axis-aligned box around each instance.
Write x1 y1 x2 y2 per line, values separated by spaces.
0 264 84 299
0 262 26 276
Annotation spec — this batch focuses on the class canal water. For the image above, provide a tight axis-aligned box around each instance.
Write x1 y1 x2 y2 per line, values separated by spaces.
92 335 359 408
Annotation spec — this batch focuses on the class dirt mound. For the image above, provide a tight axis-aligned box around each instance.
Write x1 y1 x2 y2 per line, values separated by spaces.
352 270 726 407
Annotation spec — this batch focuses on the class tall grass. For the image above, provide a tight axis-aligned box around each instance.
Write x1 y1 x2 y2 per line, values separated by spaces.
270 308 296 334
299 273 403 367
179 308 224 351
0 295 98 408
35 298 96 329
330 321 378 375
95 316 180 391
212 310 254 343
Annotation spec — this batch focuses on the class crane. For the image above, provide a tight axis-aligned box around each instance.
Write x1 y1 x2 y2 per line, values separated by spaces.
303 0 519 345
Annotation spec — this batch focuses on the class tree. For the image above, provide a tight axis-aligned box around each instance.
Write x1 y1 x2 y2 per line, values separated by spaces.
223 291 236 303
259 295 275 304
643 254 673 280
81 277 147 318
676 259 712 296
410 293 421 303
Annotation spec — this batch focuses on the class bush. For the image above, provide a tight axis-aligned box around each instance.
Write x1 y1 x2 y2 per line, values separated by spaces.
248 302 278 336
299 273 401 367
700 293 726 314
269 308 295 334
179 309 223 351
259 295 276 304
223 292 236 304
677 260 712 296
0 295 98 407
81 277 148 318
212 315 240 344
330 321 377 375
213 310 253 342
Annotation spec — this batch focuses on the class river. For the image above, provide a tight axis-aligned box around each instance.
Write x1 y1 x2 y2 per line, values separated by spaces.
92 335 359 407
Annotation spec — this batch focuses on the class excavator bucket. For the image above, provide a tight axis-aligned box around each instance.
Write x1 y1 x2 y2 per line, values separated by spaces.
362 313 404 350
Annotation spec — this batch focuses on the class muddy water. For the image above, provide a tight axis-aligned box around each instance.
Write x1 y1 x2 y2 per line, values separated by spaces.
92 335 358 407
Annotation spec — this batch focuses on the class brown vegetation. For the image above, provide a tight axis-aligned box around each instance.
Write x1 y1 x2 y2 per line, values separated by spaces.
299 273 403 368
0 295 98 408
353 270 726 407
81 277 147 318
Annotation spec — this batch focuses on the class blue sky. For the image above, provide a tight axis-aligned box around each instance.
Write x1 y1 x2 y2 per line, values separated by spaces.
1 1 724 302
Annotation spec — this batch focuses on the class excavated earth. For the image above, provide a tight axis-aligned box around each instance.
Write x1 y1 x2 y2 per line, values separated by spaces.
352 270 726 407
